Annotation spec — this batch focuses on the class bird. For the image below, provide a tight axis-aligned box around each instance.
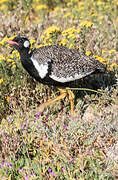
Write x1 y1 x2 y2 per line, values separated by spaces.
8 35 106 115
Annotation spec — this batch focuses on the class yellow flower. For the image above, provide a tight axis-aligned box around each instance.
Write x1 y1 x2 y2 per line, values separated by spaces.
12 50 20 58
44 26 60 36
78 2 85 7
42 26 60 44
80 21 93 28
0 0 8 3
0 37 8 46
59 39 68 46
97 1 104 6
63 13 71 18
48 39 53 43
52 7 61 13
7 58 14 62
0 55 5 61
93 56 105 63
0 78 3 84
86 51 91 56
30 39 36 49
0 4 6 9
102 50 106 54
0 35 16 46
8 54 13 59
12 65 16 68
6 96 9 102
62 27 76 36
8 35 16 41
77 28 81 34
109 49 116 54
67 33 76 39
43 36 50 43
67 2 72 7
34 4 47 11
35 0 40 2
110 63 117 68
30 40 36 44
36 44 45 48
69 44 74 48
79 7 85 10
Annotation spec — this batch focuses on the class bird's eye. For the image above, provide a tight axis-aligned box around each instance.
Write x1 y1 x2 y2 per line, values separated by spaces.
23 40 30 48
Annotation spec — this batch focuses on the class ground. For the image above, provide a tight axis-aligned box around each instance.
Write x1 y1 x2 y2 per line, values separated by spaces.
0 0 118 179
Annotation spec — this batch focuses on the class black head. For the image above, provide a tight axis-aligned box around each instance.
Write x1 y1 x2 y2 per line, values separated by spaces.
8 36 31 53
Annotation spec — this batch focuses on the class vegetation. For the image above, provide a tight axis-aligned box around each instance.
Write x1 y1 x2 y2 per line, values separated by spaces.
0 0 118 179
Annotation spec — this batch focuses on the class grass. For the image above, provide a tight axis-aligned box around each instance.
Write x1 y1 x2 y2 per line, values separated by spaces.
0 0 118 179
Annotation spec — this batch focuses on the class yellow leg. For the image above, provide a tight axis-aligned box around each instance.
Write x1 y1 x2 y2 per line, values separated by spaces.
67 89 75 115
38 88 67 112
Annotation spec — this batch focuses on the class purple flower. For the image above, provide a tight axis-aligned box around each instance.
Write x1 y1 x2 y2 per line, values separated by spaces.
20 110 23 116
22 126 25 130
3 162 8 167
45 123 47 126
46 117 48 121
7 117 11 121
64 125 67 130
8 163 12 167
25 176 29 180
30 174 35 177
18 168 22 171
50 172 55 176
48 168 52 172
21 123 25 130
70 158 74 163
36 112 40 119
62 167 65 171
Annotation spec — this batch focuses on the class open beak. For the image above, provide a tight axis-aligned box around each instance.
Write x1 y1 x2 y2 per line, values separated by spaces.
8 40 19 46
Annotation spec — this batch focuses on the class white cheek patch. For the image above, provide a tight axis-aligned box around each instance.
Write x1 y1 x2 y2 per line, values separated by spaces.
24 40 30 48
31 57 49 79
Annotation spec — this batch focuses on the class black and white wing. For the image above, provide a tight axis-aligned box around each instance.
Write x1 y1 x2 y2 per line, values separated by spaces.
30 45 105 83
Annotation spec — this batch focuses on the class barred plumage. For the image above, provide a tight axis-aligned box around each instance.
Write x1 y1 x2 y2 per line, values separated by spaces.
8 36 106 114
31 45 105 80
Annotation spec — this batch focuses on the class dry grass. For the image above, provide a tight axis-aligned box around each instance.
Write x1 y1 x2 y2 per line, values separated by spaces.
0 0 118 179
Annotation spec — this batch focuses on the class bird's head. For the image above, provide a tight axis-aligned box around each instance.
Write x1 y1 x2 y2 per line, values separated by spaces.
8 36 31 53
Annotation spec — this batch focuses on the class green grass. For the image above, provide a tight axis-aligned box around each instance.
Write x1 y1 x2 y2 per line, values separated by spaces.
0 0 118 179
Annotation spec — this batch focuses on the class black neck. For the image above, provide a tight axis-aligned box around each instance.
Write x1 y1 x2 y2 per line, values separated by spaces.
18 49 41 82
18 49 30 61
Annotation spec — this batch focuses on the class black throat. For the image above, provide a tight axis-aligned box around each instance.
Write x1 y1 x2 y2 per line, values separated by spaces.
19 49 33 70
18 49 43 82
